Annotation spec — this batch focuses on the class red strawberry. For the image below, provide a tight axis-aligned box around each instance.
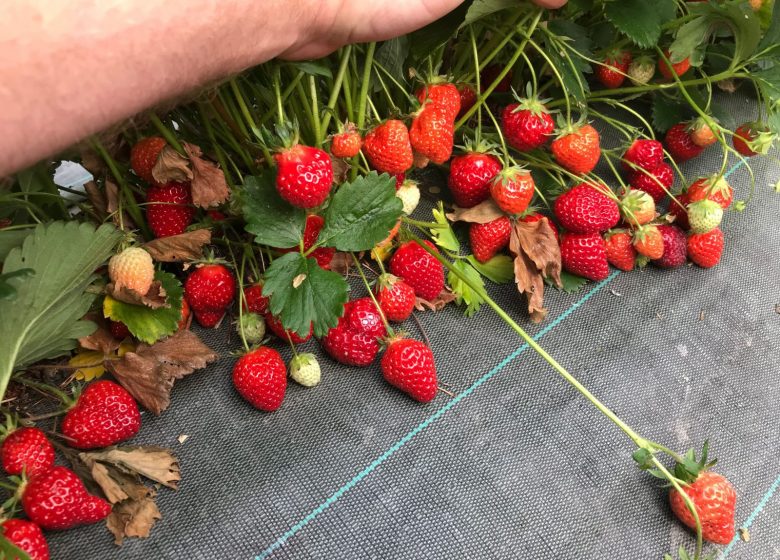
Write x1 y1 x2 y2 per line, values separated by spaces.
1 519 49 560
688 228 724 268
501 98 555 152
665 123 704 162
415 81 461 121
61 380 140 449
321 298 386 367
192 309 224 328
520 213 559 242
553 183 619 234
232 347 286 411
242 283 269 315
130 136 166 184
604 230 636 271
480 65 512 93
559 232 610 281
330 125 362 158
265 313 312 344
687 176 733 209
732 122 773 156
596 51 631 89
457 83 478 118
447 151 502 208
184 263 236 325
469 216 512 263
389 241 445 301
207 209 226 222
551 124 601 175
669 192 691 230
22 466 111 530
632 225 664 260
375 274 416 323
1 427 54 477
490 167 535 215
381 338 437 403
145 182 195 238
109 320 132 340
622 138 664 173
280 215 335 269
363 120 414 174
630 162 674 203
670 471 736 544
658 52 691 80
178 297 191 330
274 144 333 209
409 106 455 165
653 224 687 268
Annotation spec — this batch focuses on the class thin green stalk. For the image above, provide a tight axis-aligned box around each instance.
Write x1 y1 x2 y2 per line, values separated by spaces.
320 45 353 134
356 42 377 131
273 67 285 126
309 75 322 146
149 113 185 154
230 78 261 140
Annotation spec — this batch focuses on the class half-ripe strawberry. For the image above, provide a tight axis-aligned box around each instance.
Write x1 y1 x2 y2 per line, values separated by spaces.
622 138 664 173
363 120 414 174
559 232 610 281
469 216 511 263
320 298 386 366
415 81 461 121
632 225 664 260
630 162 674 203
501 97 555 152
375 274 416 323
553 183 620 234
409 106 455 165
688 228 724 268
381 338 437 403
670 471 736 544
145 181 196 238
603 230 636 271
687 176 734 209
658 51 691 80
665 123 704 162
447 151 502 208
232 347 287 412
653 224 687 268
330 123 362 158
265 313 312 344
108 247 154 295
690 118 718 147
274 144 333 209
1 519 49 560
596 50 631 89
490 167 535 215
389 241 445 301
619 189 655 227
1 427 54 477
551 124 601 175
61 380 141 449
130 136 167 184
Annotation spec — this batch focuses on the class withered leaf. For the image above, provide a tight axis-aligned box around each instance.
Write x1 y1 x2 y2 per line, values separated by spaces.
414 289 458 312
151 145 193 184
107 496 162 545
143 229 211 262
78 314 120 355
330 155 350 184
84 181 108 218
105 181 135 230
446 199 505 224
84 446 181 489
329 252 352 275
183 143 230 209
105 281 169 309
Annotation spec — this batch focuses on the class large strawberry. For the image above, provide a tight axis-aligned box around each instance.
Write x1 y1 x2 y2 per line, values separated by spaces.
1 519 49 560
490 167 535 215
559 232 610 281
596 50 631 89
108 247 154 295
145 182 196 238
265 313 312 344
1 427 54 477
415 81 461 121
184 263 236 327
130 136 166 184
604 230 636 271
409 106 455 165
381 338 437 403
665 123 704 162
688 228 724 268
363 120 414 174
320 298 386 367
232 346 287 411
630 162 674 203
553 183 619 234
469 216 511 263
61 380 141 449
22 466 111 530
687 176 733 209
274 144 333 209
375 274 416 323
551 124 601 175
653 224 687 268
389 241 445 301
622 138 664 173
501 97 555 152
447 150 502 208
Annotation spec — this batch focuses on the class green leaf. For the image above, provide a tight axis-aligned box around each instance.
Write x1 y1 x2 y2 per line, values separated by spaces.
264 252 349 337
604 0 677 48
0 533 31 560
590 21 618 50
671 3 761 65
319 172 403 251
408 2 469 62
543 34 590 104
0 268 35 300
709 98 736 131
460 0 517 29
754 64 780 102
241 171 307 249
705 42 736 74
103 271 183 345
767 108 780 136
467 255 514 284
669 16 712 64
448 259 485 317
547 270 588 294
0 229 36 258
547 20 593 73
431 204 461 253
758 0 780 52
652 94 691 133
289 61 333 80
0 221 121 399
373 36 409 93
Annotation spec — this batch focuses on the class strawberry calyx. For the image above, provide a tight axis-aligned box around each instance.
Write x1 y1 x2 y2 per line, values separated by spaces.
737 121 775 155
261 120 301 153
458 136 499 157
509 83 552 117
672 442 718 485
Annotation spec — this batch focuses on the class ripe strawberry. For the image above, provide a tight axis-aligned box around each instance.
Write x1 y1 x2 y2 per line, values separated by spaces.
265 313 312 344
397 180 421 215
1 427 54 477
274 144 333 209
280 215 335 269
490 167 535 215
108 247 154 295
448 151 502 208
61 380 140 449
381 338 437 403
375 274 416 323
687 176 734 209
321 298 386 366
604 230 636 271
330 124 362 158
501 98 555 152
289 353 321 387
553 183 620 234
520 212 559 242
665 123 704 163
669 192 691 230
687 199 723 234
619 189 655 226
632 225 664 260
688 228 724 268
630 162 674 203
670 471 736 544
690 119 718 148
456 83 477 118
628 57 655 86
363 120 414 174
658 51 691 80
232 347 286 411
178 297 191 330
242 283 269 315
409 106 455 165
469 216 511 263
415 81 461 121
184 263 236 326
480 65 512 93
733 122 773 156
392 172 405 190
145 182 195 238
193 309 224 328
207 209 226 222
109 320 132 340
551 124 601 175
22 466 111 530
389 241 445 301
1 519 49 560
653 224 687 268
559 232 610 281
623 138 664 173
596 51 631 89
130 136 166 184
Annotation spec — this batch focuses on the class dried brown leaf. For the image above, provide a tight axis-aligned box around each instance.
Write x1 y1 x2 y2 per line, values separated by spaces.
107 496 161 545
105 281 169 309
330 155 350 184
84 181 108 218
151 145 192 184
105 181 135 230
414 289 457 312
143 229 211 262
85 446 181 489
183 143 230 208
446 199 505 224
78 315 120 355
329 252 352 275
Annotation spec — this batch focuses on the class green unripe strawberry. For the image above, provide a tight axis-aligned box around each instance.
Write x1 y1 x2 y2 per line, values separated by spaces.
237 312 266 344
290 353 321 387
687 199 723 234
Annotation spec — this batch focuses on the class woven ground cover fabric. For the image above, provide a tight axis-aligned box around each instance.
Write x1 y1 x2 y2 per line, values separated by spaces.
48 92 779 559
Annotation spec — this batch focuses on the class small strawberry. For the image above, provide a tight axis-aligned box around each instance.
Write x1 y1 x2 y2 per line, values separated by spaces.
559 232 610 281
192 309 224 328
628 57 655 86
22 466 111 530
415 81 461 121
381 338 437 403
456 83 478 118
623 138 664 173
501 97 555 152
687 199 723 234
320 298 386 367
145 182 196 238
687 176 734 209
279 215 335 269
363 120 414 174
396 180 421 215
447 150 502 207
237 313 266 344
184 263 236 326
490 167 535 215
1 427 54 477
688 228 724 268
690 118 718 148
653 224 687 268
469 216 512 263
330 124 362 158
658 51 691 80
551 124 601 175
630 162 674 203
178 297 191 330
480 65 512 93
130 136 167 184
553 183 620 234
520 212 559 242
109 320 132 340
1 519 49 560
619 189 655 226
733 122 773 156
242 283 269 315
665 123 704 163
669 192 691 230
749 0 763 11
207 209 226 222
389 241 446 301
265 313 312 344
108 247 154 295
375 274 416 323
632 225 664 260
61 380 140 449
392 172 405 190
409 106 455 164
604 230 636 271
274 144 333 209
289 353 321 387
232 347 286 411
596 50 631 89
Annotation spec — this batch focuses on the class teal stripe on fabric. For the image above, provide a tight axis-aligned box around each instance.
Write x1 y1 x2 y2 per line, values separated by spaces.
719 473 780 558
255 271 619 559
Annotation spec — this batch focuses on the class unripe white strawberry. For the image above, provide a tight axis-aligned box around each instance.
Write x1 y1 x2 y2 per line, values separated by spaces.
237 312 266 344
628 59 655 86
396 181 421 215
687 199 723 234
289 353 321 387
108 247 154 295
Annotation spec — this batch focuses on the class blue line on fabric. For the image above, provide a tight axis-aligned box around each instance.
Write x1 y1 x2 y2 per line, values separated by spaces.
255 271 620 559
719 473 780 558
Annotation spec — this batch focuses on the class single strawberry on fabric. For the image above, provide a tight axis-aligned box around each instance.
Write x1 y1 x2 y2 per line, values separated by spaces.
604 230 637 271
553 183 620 234
145 181 196 238
184 263 236 327
619 189 655 227
653 224 687 268
490 167 535 215
274 144 333 209
375 274 416 323
665 123 704 162
409 106 455 165
596 50 631 89
22 466 111 530
232 346 287 411
622 138 664 173
381 338 437 403
687 199 723 234
1 427 54 477
363 120 414 174
687 176 734 209
242 283 269 315
389 241 445 301
330 124 362 158
501 96 555 152
265 313 312 344
670 470 736 545
469 216 512 263
1 519 49 560
658 51 691 80
630 162 674 203
415 81 461 121
560 232 610 281
628 56 655 86
551 124 601 175
632 225 664 260
320 298 386 367
61 380 141 449
108 247 154 295
130 136 167 184
447 150 502 208
688 228 724 268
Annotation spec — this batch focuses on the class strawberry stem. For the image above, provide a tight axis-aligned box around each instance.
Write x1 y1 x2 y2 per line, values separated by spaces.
149 113 185 155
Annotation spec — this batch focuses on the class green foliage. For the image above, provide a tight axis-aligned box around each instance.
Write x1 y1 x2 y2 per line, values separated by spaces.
652 95 690 133
290 61 333 80
547 270 588 294
547 20 592 73
448 259 486 317
461 0 518 29
543 33 589 104
758 0 780 52
431 204 461 253
407 2 469 62
241 170 307 249
0 534 31 560
467 255 514 284
373 37 409 93
0 229 33 261
754 64 780 102
604 0 678 49
0 269 34 300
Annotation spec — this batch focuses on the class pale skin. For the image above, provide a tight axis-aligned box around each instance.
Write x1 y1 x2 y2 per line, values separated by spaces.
0 0 566 176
